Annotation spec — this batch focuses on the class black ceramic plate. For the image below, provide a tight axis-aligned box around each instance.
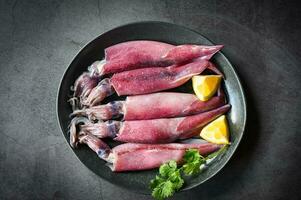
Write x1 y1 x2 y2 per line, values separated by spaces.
57 22 246 193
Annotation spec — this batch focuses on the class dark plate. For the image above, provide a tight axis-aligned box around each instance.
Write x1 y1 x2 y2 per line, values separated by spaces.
57 21 246 193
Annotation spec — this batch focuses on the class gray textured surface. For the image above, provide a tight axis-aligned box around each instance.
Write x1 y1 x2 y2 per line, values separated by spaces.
0 0 300 199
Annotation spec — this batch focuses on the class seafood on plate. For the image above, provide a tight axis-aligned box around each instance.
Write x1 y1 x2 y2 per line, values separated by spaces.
83 59 212 107
90 40 223 75
72 89 226 121
71 41 222 105
67 40 230 177
75 132 221 172
69 72 100 110
70 105 230 145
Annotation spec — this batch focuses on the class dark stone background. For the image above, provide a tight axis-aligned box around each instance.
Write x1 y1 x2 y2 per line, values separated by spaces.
0 0 300 199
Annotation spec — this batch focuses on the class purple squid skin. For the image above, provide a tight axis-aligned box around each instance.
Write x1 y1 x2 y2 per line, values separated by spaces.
75 132 221 172
71 88 225 121
73 72 100 98
80 59 209 107
69 72 100 110
70 104 230 145
91 41 223 76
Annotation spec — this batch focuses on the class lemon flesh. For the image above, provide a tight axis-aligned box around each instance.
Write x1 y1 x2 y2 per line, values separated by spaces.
200 115 230 144
192 75 222 101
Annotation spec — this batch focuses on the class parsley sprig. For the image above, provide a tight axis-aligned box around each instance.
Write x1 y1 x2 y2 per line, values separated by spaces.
150 161 184 200
150 145 228 200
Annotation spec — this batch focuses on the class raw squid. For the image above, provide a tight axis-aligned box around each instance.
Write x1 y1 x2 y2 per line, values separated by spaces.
72 89 225 121
67 40 229 173
70 105 230 146
83 59 210 107
71 40 223 108
90 40 223 75
69 72 100 109
75 133 221 172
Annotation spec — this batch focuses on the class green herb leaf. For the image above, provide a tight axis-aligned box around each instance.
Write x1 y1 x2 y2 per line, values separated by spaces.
182 161 201 175
160 181 174 198
151 160 183 200
182 149 206 176
169 170 184 190
159 160 177 178
152 181 174 200
168 160 177 169
183 149 201 163
150 145 229 200
150 175 164 190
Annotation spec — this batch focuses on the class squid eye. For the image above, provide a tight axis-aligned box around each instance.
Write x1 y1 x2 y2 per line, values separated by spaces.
97 149 107 157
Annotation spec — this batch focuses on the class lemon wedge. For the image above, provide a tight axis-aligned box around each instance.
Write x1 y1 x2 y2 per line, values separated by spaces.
200 115 230 144
192 75 222 101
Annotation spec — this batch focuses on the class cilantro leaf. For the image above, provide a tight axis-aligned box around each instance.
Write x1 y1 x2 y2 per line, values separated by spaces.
182 162 198 175
152 181 174 200
159 160 177 178
150 146 229 200
160 181 174 198
182 149 206 176
183 149 201 163
168 160 177 169
150 175 164 190
159 164 171 178
169 170 184 190
151 160 183 200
